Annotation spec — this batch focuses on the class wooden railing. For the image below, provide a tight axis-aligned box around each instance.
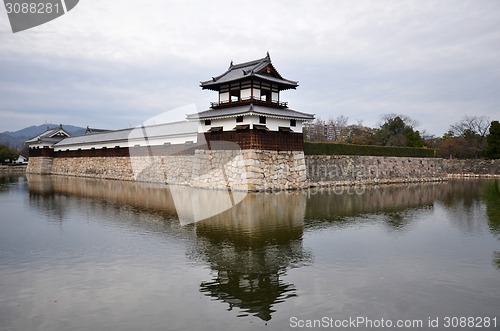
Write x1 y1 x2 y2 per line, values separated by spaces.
210 97 288 109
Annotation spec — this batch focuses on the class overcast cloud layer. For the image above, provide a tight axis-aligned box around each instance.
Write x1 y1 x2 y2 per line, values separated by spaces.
1 0 500 135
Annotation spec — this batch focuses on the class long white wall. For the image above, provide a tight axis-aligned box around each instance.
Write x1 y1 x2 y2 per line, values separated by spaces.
54 133 198 151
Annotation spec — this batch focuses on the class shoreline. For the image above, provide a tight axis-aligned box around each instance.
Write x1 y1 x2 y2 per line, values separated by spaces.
14 163 500 191
0 165 27 174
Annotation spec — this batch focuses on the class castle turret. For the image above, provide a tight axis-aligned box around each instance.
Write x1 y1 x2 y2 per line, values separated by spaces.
187 53 314 151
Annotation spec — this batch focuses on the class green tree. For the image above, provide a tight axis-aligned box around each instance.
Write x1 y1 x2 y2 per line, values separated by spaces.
377 115 424 147
485 120 500 159
344 124 379 145
0 145 19 164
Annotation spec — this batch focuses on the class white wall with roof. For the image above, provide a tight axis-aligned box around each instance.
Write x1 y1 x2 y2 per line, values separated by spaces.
201 115 303 133
53 122 198 151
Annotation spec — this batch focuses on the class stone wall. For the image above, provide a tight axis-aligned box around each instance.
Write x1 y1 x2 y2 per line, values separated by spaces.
444 159 500 177
191 149 307 191
26 156 53 174
306 155 446 186
30 151 500 191
27 149 308 192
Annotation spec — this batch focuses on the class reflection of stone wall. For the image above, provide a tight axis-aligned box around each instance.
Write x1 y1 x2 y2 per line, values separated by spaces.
305 182 447 220
306 155 446 185
0 165 26 174
27 174 178 214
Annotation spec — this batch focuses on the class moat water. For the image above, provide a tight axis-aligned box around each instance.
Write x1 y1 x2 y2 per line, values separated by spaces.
1 175 499 330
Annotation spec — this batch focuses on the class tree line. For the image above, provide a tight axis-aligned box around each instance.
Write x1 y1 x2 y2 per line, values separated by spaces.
305 114 500 159
0 145 20 164
2 114 499 161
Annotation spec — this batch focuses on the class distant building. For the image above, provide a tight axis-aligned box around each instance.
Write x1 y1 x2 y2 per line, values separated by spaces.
14 155 28 164
304 121 340 142
25 125 71 156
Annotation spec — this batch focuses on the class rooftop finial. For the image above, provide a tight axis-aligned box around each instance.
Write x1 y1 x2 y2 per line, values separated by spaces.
229 60 233 68
266 51 270 59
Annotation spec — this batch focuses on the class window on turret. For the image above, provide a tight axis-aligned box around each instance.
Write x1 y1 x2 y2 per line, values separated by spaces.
261 89 271 103
236 116 243 123
259 116 266 124
290 119 296 127
205 119 211 126
230 89 240 102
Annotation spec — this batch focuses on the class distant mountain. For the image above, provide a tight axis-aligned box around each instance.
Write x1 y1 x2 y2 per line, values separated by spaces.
0 124 86 150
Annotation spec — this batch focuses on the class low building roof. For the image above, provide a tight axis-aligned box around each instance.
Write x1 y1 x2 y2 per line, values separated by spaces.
25 125 71 144
54 121 198 147
200 53 298 91
187 104 314 121
85 127 113 135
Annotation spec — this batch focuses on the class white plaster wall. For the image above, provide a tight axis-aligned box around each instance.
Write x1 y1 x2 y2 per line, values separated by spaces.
54 132 199 151
272 92 279 102
219 92 229 103
241 88 251 100
201 116 304 133
248 116 303 133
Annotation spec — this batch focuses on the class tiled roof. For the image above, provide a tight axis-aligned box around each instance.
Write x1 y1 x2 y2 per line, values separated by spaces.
54 121 197 147
187 104 314 121
85 127 112 134
25 126 71 143
55 128 133 147
200 53 298 90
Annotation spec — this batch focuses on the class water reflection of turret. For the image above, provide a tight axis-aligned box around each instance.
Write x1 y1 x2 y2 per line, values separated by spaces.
191 192 311 321
26 175 312 320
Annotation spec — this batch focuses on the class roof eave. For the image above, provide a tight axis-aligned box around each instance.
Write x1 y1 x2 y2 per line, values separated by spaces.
190 112 314 121
200 75 298 91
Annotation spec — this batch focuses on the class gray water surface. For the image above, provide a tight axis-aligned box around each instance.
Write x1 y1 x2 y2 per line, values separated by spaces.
1 175 499 330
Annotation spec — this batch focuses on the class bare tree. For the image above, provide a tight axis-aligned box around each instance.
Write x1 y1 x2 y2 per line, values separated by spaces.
450 115 491 137
448 115 491 158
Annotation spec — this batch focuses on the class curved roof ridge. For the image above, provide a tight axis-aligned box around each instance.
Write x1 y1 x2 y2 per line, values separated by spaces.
200 53 298 90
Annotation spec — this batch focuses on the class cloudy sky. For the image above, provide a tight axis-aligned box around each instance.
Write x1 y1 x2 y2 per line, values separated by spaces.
1 0 499 135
